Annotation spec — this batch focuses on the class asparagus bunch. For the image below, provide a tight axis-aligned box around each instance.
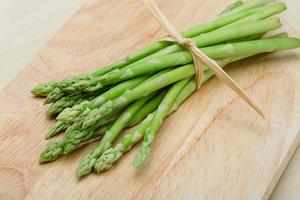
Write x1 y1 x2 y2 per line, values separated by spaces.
33 0 300 178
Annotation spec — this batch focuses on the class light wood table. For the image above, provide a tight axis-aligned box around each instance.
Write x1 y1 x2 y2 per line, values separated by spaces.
0 0 299 199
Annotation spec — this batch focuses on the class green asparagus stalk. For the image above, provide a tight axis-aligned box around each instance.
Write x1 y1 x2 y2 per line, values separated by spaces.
94 79 197 172
227 31 288 45
76 94 155 177
222 3 286 28
192 17 280 47
39 125 110 163
133 78 190 168
46 88 107 117
39 141 64 163
46 95 86 117
31 82 55 97
45 121 70 139
202 37 300 59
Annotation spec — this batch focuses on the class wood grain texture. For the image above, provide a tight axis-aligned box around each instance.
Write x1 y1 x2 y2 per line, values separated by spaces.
0 0 300 199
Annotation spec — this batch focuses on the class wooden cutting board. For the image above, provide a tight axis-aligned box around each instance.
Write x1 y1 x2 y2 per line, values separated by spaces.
1 0 300 199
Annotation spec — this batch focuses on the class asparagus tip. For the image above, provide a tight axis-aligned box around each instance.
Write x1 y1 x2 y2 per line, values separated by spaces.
45 121 67 139
133 147 150 169
94 148 118 173
39 141 64 163
76 155 96 177
31 83 54 97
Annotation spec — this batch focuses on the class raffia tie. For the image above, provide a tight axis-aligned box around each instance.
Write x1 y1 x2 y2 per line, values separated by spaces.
144 0 265 119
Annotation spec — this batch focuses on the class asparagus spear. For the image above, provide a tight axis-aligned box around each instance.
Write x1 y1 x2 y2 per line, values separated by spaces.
47 95 85 117
39 125 110 163
133 78 190 168
76 94 155 177
46 86 108 117
31 82 55 97
222 3 286 28
39 141 64 163
45 121 70 139
203 37 300 59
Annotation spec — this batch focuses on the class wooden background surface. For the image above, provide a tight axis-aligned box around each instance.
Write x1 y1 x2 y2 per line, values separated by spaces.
0 0 300 199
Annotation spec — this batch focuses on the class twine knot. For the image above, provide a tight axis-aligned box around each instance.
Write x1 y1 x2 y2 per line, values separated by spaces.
178 38 195 48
